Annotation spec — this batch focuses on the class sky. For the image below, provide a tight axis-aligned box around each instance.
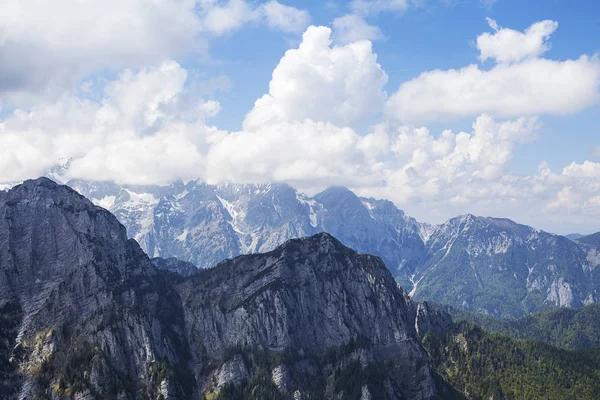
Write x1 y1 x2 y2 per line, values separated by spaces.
0 0 599 234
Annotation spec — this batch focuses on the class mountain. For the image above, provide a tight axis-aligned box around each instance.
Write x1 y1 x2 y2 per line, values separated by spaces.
0 178 192 399
150 257 199 277
3 178 600 399
566 233 585 240
46 178 600 316
410 215 600 317
67 179 427 284
576 232 600 248
433 302 600 350
0 178 441 399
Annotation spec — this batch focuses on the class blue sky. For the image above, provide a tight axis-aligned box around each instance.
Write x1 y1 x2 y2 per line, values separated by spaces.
0 0 599 233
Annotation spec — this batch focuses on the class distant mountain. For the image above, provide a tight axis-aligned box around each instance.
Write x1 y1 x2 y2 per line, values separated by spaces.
0 178 441 399
412 215 600 317
565 233 584 240
68 179 428 287
433 302 600 350
576 232 600 248
41 177 600 317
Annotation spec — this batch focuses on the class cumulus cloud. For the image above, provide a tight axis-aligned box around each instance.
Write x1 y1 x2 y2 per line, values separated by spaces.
543 161 600 219
387 56 600 123
371 114 541 204
243 26 388 131
332 14 384 45
260 0 311 33
386 19 600 123
205 120 382 189
0 0 310 104
478 18 558 63
562 160 600 178
1 20 599 233
0 0 201 103
198 0 257 35
0 61 224 184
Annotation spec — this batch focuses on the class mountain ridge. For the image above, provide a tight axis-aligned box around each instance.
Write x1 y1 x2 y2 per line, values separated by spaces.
4 176 598 317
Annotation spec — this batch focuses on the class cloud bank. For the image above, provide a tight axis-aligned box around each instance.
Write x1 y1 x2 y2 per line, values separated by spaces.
1 16 599 232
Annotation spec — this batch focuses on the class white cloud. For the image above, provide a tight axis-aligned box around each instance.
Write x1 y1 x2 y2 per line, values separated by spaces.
351 0 413 16
0 61 224 185
478 18 558 63
0 0 202 103
546 186 581 212
387 56 600 123
591 146 600 159
562 160 600 178
205 120 381 189
260 0 311 33
1 20 599 234
332 14 384 45
386 19 600 123
374 114 541 203
243 26 388 131
0 0 310 104
199 0 258 35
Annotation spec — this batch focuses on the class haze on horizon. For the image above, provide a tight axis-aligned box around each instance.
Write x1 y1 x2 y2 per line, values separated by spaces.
0 0 599 234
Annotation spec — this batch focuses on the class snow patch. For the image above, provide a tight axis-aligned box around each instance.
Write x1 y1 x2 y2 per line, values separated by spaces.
217 195 259 253
408 274 424 297
360 199 377 220
177 228 189 242
95 195 116 210
125 189 158 205
296 193 319 228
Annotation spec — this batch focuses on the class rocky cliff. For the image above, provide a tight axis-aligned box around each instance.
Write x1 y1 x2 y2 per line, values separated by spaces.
0 178 440 399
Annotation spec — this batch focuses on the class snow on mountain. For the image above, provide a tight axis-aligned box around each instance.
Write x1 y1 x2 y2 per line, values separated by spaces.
37 173 600 317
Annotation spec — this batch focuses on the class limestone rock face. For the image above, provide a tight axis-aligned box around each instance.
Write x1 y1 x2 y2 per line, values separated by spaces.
415 302 452 339
0 178 190 399
0 178 439 399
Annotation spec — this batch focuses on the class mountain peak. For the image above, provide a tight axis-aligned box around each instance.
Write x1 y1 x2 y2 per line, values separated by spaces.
9 176 84 201
316 185 354 197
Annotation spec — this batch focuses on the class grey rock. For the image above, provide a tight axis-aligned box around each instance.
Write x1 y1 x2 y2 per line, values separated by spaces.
414 302 452 339
150 257 198 277
0 178 439 399
215 354 249 388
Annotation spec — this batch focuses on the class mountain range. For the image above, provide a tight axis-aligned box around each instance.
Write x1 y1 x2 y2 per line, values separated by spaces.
60 178 600 318
0 178 444 399
2 178 600 399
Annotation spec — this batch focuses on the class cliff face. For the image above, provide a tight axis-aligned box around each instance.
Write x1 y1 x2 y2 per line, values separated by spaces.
179 233 436 398
0 178 191 399
0 178 438 399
